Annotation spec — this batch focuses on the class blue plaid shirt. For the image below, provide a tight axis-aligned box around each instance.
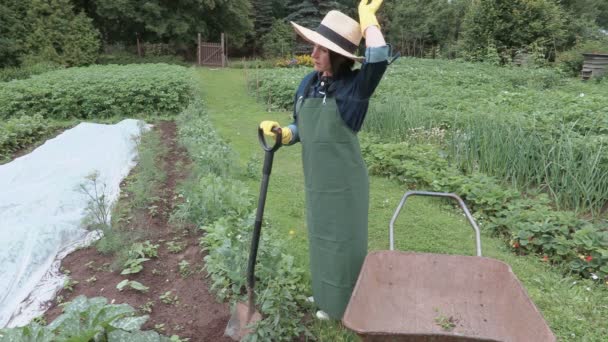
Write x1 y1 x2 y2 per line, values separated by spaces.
287 45 389 144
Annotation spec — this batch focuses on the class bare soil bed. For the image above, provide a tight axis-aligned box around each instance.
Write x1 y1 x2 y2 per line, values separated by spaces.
44 121 232 341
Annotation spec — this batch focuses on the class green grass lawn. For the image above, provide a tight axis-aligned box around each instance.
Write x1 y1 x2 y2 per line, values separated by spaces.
195 67 608 341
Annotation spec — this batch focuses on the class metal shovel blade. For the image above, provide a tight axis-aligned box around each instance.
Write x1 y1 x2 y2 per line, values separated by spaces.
224 301 262 341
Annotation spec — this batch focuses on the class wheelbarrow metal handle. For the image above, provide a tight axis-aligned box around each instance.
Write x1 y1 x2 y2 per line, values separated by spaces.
389 191 482 256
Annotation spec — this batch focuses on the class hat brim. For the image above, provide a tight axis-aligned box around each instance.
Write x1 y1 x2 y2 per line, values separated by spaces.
291 22 364 62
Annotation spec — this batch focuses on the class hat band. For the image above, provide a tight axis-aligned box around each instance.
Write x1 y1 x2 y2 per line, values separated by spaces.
316 24 358 53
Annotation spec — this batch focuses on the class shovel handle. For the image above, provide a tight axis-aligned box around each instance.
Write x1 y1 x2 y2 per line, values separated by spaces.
389 191 482 256
246 126 281 302
258 126 282 152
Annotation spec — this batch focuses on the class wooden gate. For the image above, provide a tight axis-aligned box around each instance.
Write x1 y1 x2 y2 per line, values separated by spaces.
198 33 226 67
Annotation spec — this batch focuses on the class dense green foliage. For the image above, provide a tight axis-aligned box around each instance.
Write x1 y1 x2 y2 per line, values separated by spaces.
0 1 29 68
3 0 607 67
0 114 47 162
249 60 608 285
205 67 608 341
95 52 189 66
0 296 174 341
172 100 311 341
460 0 568 62
0 0 100 68
0 62 62 82
92 0 253 48
360 138 608 282
384 0 469 58
556 38 608 75
251 60 608 213
0 64 192 120
262 20 296 58
24 0 100 67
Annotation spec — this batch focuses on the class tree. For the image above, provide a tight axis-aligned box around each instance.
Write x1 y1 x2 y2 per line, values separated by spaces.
560 0 608 29
253 0 275 39
316 1 350 17
0 1 29 67
384 0 470 57
23 0 100 66
460 0 567 62
286 0 321 29
94 0 253 48
262 19 296 58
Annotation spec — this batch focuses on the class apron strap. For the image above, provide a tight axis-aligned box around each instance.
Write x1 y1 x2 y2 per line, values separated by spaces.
296 73 321 118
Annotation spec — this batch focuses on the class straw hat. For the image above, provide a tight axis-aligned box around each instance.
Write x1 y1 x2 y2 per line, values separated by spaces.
291 10 364 62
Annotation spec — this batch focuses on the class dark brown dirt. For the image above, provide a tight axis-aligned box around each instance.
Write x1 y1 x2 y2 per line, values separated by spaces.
43 121 232 342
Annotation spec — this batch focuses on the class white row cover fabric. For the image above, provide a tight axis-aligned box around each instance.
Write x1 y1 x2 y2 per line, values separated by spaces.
0 119 149 327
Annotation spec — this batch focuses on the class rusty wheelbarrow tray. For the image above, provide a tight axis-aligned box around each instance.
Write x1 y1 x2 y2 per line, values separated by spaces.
342 191 556 342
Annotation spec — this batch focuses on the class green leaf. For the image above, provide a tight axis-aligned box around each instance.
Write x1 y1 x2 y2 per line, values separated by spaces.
116 279 129 291
107 330 168 342
110 316 149 332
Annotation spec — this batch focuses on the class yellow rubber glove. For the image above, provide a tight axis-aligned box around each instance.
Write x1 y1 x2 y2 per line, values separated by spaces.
358 0 383 36
259 120 293 145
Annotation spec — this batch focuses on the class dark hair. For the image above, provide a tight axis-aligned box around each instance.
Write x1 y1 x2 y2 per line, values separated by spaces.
329 50 354 78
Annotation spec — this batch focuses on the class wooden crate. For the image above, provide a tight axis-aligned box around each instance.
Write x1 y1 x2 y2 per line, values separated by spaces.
581 53 608 80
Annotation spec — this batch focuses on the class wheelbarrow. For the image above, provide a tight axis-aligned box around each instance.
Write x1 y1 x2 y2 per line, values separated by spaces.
342 191 556 342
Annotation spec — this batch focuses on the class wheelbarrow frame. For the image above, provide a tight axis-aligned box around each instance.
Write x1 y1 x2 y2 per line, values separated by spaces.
342 191 556 342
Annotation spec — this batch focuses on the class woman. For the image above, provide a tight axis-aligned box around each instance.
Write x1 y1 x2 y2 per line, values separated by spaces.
260 0 389 320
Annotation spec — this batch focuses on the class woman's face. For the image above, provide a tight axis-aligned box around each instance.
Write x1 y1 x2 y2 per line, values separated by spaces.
311 44 331 74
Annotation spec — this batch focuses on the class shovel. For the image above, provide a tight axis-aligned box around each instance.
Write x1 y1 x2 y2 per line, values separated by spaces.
225 125 282 341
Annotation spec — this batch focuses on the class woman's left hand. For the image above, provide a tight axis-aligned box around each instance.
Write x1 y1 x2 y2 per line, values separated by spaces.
358 0 384 35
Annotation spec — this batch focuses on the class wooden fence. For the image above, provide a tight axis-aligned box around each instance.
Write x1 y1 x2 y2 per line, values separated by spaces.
198 33 226 67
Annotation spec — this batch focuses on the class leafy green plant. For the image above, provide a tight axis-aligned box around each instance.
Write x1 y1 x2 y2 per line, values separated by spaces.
0 296 172 341
159 291 179 305
77 170 112 229
121 257 149 275
131 241 160 258
63 278 79 292
139 300 155 314
120 240 158 274
434 313 457 331
178 260 191 278
166 240 184 254
31 316 47 326
117 279 149 293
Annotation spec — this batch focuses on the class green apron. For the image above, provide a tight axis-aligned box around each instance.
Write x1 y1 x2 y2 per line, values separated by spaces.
297 89 369 320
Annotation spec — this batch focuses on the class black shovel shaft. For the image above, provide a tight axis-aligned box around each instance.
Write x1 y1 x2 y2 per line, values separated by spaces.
246 154 272 288
246 126 282 290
